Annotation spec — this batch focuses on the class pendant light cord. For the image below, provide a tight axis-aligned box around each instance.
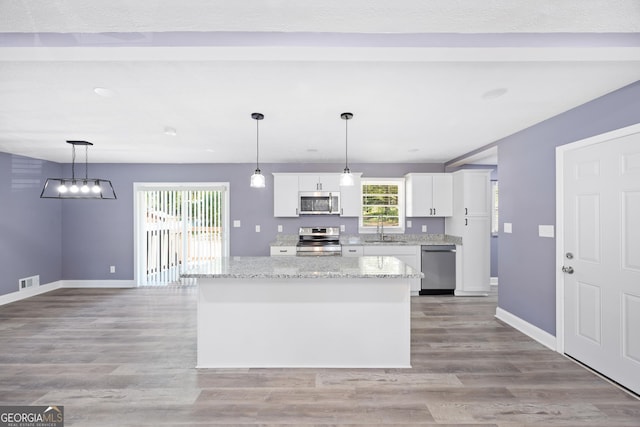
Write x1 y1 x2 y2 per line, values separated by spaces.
71 144 76 180
84 144 89 180
255 118 260 171
344 118 349 170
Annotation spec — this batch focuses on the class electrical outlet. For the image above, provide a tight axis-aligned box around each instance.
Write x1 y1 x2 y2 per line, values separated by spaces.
407 220 412 228
255 225 261 233
421 225 427 232
233 220 241 228
504 223 512 233
277 225 283 232
110 266 116 273
340 224 345 232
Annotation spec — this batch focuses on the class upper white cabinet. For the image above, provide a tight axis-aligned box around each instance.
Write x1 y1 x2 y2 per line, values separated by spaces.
460 171 491 216
405 173 453 217
299 174 340 192
273 173 299 217
338 173 362 217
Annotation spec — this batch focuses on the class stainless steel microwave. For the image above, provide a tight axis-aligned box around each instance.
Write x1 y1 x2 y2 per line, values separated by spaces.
299 192 340 215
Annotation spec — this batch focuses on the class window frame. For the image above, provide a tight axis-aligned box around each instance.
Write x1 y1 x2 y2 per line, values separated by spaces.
491 180 499 236
359 177 406 234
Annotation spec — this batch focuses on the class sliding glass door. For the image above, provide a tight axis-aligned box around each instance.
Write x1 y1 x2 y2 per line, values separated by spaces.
134 183 229 285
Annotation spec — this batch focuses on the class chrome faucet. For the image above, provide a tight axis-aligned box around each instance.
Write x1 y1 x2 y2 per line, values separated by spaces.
377 215 385 241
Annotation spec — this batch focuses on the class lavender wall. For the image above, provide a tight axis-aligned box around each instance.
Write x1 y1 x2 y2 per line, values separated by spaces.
497 80 640 335
0 152 62 296
60 162 444 281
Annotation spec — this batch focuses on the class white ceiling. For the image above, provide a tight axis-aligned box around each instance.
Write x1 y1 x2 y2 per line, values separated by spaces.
1 1 639 165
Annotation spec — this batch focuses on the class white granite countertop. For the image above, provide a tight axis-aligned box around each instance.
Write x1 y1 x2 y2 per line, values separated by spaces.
270 233 462 247
181 256 423 279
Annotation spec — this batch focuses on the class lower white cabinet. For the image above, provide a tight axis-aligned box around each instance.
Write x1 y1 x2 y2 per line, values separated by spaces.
270 246 296 256
342 246 364 257
363 245 421 295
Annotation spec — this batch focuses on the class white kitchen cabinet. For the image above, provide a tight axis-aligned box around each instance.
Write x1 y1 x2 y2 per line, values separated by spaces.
339 173 362 217
273 173 299 217
405 173 453 217
270 246 297 256
460 171 491 216
363 245 421 295
299 174 340 192
445 170 492 295
342 245 364 257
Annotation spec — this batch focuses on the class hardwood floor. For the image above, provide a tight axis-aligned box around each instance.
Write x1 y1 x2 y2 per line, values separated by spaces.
0 286 638 426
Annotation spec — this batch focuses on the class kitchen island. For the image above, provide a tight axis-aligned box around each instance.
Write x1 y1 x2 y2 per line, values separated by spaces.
181 256 422 369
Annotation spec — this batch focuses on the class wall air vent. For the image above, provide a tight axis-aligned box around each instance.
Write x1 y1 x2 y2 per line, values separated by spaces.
19 275 40 291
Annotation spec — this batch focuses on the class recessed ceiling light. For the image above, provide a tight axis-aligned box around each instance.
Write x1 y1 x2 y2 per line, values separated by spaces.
163 126 177 136
205 148 215 153
307 148 318 152
482 88 508 100
93 87 115 97
408 148 419 153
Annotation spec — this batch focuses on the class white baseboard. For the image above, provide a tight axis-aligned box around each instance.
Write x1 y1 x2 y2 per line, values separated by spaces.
496 307 557 351
0 280 136 306
490 277 498 286
0 280 64 306
61 280 136 288
454 290 489 296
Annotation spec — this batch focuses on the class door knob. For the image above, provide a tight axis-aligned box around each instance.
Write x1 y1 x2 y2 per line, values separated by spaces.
562 266 574 274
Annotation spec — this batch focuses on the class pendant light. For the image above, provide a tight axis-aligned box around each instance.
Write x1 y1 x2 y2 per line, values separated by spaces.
250 112 266 188
339 112 354 186
40 141 117 199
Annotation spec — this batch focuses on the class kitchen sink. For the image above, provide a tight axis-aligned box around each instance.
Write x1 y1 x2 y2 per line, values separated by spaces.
367 239 408 244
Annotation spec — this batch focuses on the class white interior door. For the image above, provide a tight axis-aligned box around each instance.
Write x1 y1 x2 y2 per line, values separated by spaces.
563 130 640 394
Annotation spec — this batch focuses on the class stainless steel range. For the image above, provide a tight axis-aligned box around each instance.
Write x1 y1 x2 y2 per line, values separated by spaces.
296 226 342 256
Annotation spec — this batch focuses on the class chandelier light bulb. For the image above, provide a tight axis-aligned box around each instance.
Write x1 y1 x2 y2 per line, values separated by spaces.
69 182 79 193
80 182 90 193
92 184 102 193
58 184 68 193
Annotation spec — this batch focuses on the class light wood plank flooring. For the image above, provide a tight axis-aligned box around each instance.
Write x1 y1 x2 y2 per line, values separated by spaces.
0 286 638 426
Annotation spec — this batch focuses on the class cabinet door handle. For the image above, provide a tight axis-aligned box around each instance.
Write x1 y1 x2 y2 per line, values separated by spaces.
348 249 357 253
279 249 288 253
434 208 436 216
465 208 468 215
465 218 468 226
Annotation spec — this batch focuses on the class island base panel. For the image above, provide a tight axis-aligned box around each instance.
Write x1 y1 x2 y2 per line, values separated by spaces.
197 278 411 368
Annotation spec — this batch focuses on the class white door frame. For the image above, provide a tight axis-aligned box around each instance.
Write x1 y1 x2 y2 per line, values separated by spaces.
133 182 230 286
555 123 640 354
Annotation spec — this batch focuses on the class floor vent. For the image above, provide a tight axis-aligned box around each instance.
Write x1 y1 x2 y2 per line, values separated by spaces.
19 275 40 291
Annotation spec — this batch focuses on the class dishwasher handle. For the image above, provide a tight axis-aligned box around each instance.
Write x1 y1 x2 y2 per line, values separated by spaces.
421 245 456 253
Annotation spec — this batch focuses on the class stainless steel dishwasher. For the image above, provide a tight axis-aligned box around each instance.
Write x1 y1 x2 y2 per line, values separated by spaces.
420 245 456 295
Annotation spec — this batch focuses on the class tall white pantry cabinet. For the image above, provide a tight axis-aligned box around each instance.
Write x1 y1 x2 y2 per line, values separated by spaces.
445 169 492 296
